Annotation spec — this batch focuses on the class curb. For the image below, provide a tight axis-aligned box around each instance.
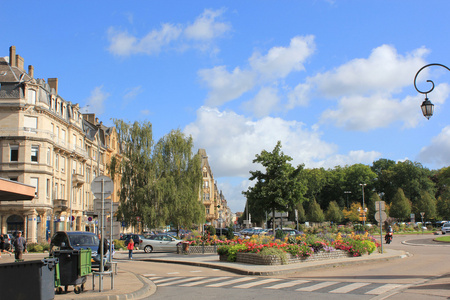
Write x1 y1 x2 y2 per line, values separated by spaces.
140 251 408 276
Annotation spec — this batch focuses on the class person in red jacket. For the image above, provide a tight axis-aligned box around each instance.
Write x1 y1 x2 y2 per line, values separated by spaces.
126 237 134 260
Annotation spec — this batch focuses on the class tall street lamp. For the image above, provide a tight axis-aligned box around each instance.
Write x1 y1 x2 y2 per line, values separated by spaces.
360 183 367 226
344 191 351 209
414 63 450 119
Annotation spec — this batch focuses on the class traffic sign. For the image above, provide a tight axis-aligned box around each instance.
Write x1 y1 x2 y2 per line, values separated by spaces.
375 201 385 211
91 175 114 199
374 211 387 223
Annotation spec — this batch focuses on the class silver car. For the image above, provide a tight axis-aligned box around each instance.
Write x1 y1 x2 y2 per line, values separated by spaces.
139 234 182 253
441 223 450 234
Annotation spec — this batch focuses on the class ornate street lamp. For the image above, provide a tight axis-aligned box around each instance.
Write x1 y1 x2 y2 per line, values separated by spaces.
414 63 450 119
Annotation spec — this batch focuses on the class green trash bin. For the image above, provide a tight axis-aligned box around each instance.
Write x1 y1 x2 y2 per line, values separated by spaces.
53 249 91 294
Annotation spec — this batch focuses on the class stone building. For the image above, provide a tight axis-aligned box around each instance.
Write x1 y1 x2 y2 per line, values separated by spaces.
0 46 121 243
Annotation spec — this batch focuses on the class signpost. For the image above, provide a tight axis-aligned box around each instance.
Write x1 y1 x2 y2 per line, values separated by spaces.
91 175 113 292
375 201 386 253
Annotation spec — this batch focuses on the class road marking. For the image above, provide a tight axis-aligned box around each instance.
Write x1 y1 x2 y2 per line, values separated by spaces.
329 282 371 293
167 272 180 275
206 277 255 287
365 284 403 295
190 270 203 273
296 281 339 291
152 277 182 284
180 277 232 287
158 277 206 287
264 279 310 289
234 278 282 289
143 274 158 277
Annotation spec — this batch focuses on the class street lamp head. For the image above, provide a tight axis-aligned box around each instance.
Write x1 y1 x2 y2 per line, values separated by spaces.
421 97 434 120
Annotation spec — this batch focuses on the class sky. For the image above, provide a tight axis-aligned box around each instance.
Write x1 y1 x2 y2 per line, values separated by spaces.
2 1 450 213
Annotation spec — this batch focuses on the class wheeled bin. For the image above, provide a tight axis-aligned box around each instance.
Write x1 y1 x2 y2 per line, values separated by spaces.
0 258 59 300
52 249 92 294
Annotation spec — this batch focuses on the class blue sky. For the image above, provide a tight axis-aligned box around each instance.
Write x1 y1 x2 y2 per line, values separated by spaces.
2 1 450 213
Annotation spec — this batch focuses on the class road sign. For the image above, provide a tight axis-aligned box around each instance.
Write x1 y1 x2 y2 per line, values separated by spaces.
375 201 386 211
374 211 387 223
91 176 114 199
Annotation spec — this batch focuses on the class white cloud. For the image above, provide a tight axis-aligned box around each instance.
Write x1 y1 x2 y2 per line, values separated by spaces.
184 8 230 40
242 86 280 117
249 35 315 80
417 125 450 167
107 9 230 56
86 86 110 115
124 86 143 100
199 66 256 106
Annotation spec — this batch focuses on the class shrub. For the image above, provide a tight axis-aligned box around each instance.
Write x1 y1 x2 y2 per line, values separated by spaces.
114 239 125 250
27 243 44 252
259 247 288 264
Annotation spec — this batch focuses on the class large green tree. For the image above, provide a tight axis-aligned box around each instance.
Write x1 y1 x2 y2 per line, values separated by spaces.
243 141 307 232
325 201 343 224
389 188 412 221
153 129 205 231
307 198 325 223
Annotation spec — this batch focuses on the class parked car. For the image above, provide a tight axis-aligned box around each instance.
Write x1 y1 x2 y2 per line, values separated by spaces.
441 223 450 234
50 231 109 270
124 234 144 248
139 234 182 253
1 233 13 251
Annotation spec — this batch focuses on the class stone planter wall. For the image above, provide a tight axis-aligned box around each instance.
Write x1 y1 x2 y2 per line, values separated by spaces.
177 244 217 254
236 250 353 265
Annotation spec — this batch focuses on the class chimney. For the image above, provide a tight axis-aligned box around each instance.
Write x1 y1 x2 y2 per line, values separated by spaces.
28 65 34 78
16 55 24 70
48 78 58 94
9 46 16 67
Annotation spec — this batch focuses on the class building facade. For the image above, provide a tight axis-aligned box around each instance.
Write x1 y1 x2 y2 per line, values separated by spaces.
0 46 120 243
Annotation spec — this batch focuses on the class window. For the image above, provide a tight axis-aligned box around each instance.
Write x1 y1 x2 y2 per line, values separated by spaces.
73 134 76 150
47 148 51 165
203 193 210 201
27 89 36 104
203 181 209 188
10 145 18 162
206 208 210 214
30 177 38 198
55 183 58 199
24 116 37 133
61 184 65 198
86 167 91 183
10 177 18 181
72 160 76 174
61 156 65 172
31 146 39 162
46 179 51 199
55 154 59 169
61 129 66 145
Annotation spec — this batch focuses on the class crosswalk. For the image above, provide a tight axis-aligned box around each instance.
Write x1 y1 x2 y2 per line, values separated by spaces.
145 275 405 296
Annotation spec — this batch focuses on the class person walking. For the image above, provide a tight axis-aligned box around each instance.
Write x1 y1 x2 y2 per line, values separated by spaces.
13 231 27 261
126 237 134 260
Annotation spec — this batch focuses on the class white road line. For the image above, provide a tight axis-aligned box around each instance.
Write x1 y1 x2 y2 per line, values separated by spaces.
365 284 403 295
158 277 206 287
234 278 282 289
167 272 180 275
264 279 310 289
296 281 339 292
329 282 371 293
146 276 162 280
206 277 256 287
189 270 203 273
153 277 182 284
180 277 232 287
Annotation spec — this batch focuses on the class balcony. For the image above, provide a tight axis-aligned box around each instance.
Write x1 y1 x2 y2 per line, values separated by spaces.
72 173 85 187
54 199 68 211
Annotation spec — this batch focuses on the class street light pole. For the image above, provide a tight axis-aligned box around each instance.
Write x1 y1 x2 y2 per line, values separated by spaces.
414 63 450 119
360 183 367 226
344 191 351 209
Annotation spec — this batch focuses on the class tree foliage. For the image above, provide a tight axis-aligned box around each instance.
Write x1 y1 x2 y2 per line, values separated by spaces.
326 201 343 223
389 188 411 221
307 198 325 223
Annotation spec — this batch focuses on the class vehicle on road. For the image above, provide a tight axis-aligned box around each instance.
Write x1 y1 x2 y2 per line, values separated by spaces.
50 231 110 270
124 234 145 248
139 234 182 253
441 223 450 234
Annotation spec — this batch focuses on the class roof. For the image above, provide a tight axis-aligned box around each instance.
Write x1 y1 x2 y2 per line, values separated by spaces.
0 57 31 83
0 177 35 201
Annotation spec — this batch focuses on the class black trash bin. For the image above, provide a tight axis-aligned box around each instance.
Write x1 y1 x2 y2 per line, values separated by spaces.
52 249 90 294
0 258 58 300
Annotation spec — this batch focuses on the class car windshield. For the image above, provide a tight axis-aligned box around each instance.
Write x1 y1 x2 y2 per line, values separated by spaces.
68 233 98 246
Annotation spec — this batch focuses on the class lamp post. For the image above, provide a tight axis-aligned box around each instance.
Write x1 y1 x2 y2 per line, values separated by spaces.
344 191 351 209
360 183 367 226
414 63 450 119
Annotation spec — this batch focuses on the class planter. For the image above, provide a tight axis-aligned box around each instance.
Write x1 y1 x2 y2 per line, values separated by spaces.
235 250 353 265
219 254 229 262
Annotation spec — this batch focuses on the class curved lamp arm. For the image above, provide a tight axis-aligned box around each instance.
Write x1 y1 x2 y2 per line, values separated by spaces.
413 63 450 119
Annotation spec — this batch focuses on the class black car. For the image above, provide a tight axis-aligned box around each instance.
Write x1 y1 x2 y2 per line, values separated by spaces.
50 231 109 270
124 234 144 248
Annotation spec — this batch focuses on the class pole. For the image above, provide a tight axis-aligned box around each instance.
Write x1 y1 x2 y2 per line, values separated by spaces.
378 201 383 254
360 184 366 226
109 195 113 263
100 178 104 291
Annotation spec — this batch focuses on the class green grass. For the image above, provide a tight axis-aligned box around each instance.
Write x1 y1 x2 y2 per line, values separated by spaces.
434 236 450 243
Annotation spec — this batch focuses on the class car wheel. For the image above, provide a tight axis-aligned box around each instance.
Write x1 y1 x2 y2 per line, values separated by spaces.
144 245 153 253
443 232 446 234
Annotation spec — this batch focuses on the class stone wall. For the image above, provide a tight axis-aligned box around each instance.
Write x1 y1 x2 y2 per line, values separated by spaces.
236 250 353 265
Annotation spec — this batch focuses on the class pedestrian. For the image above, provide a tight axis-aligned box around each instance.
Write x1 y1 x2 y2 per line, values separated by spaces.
126 236 134 259
0 234 12 258
111 240 115 259
13 231 27 261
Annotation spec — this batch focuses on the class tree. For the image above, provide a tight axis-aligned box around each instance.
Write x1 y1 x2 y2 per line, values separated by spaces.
153 129 205 232
307 198 325 223
389 188 412 221
367 192 381 224
243 141 307 232
113 120 163 229
326 201 343 223
343 202 361 223
413 191 436 221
